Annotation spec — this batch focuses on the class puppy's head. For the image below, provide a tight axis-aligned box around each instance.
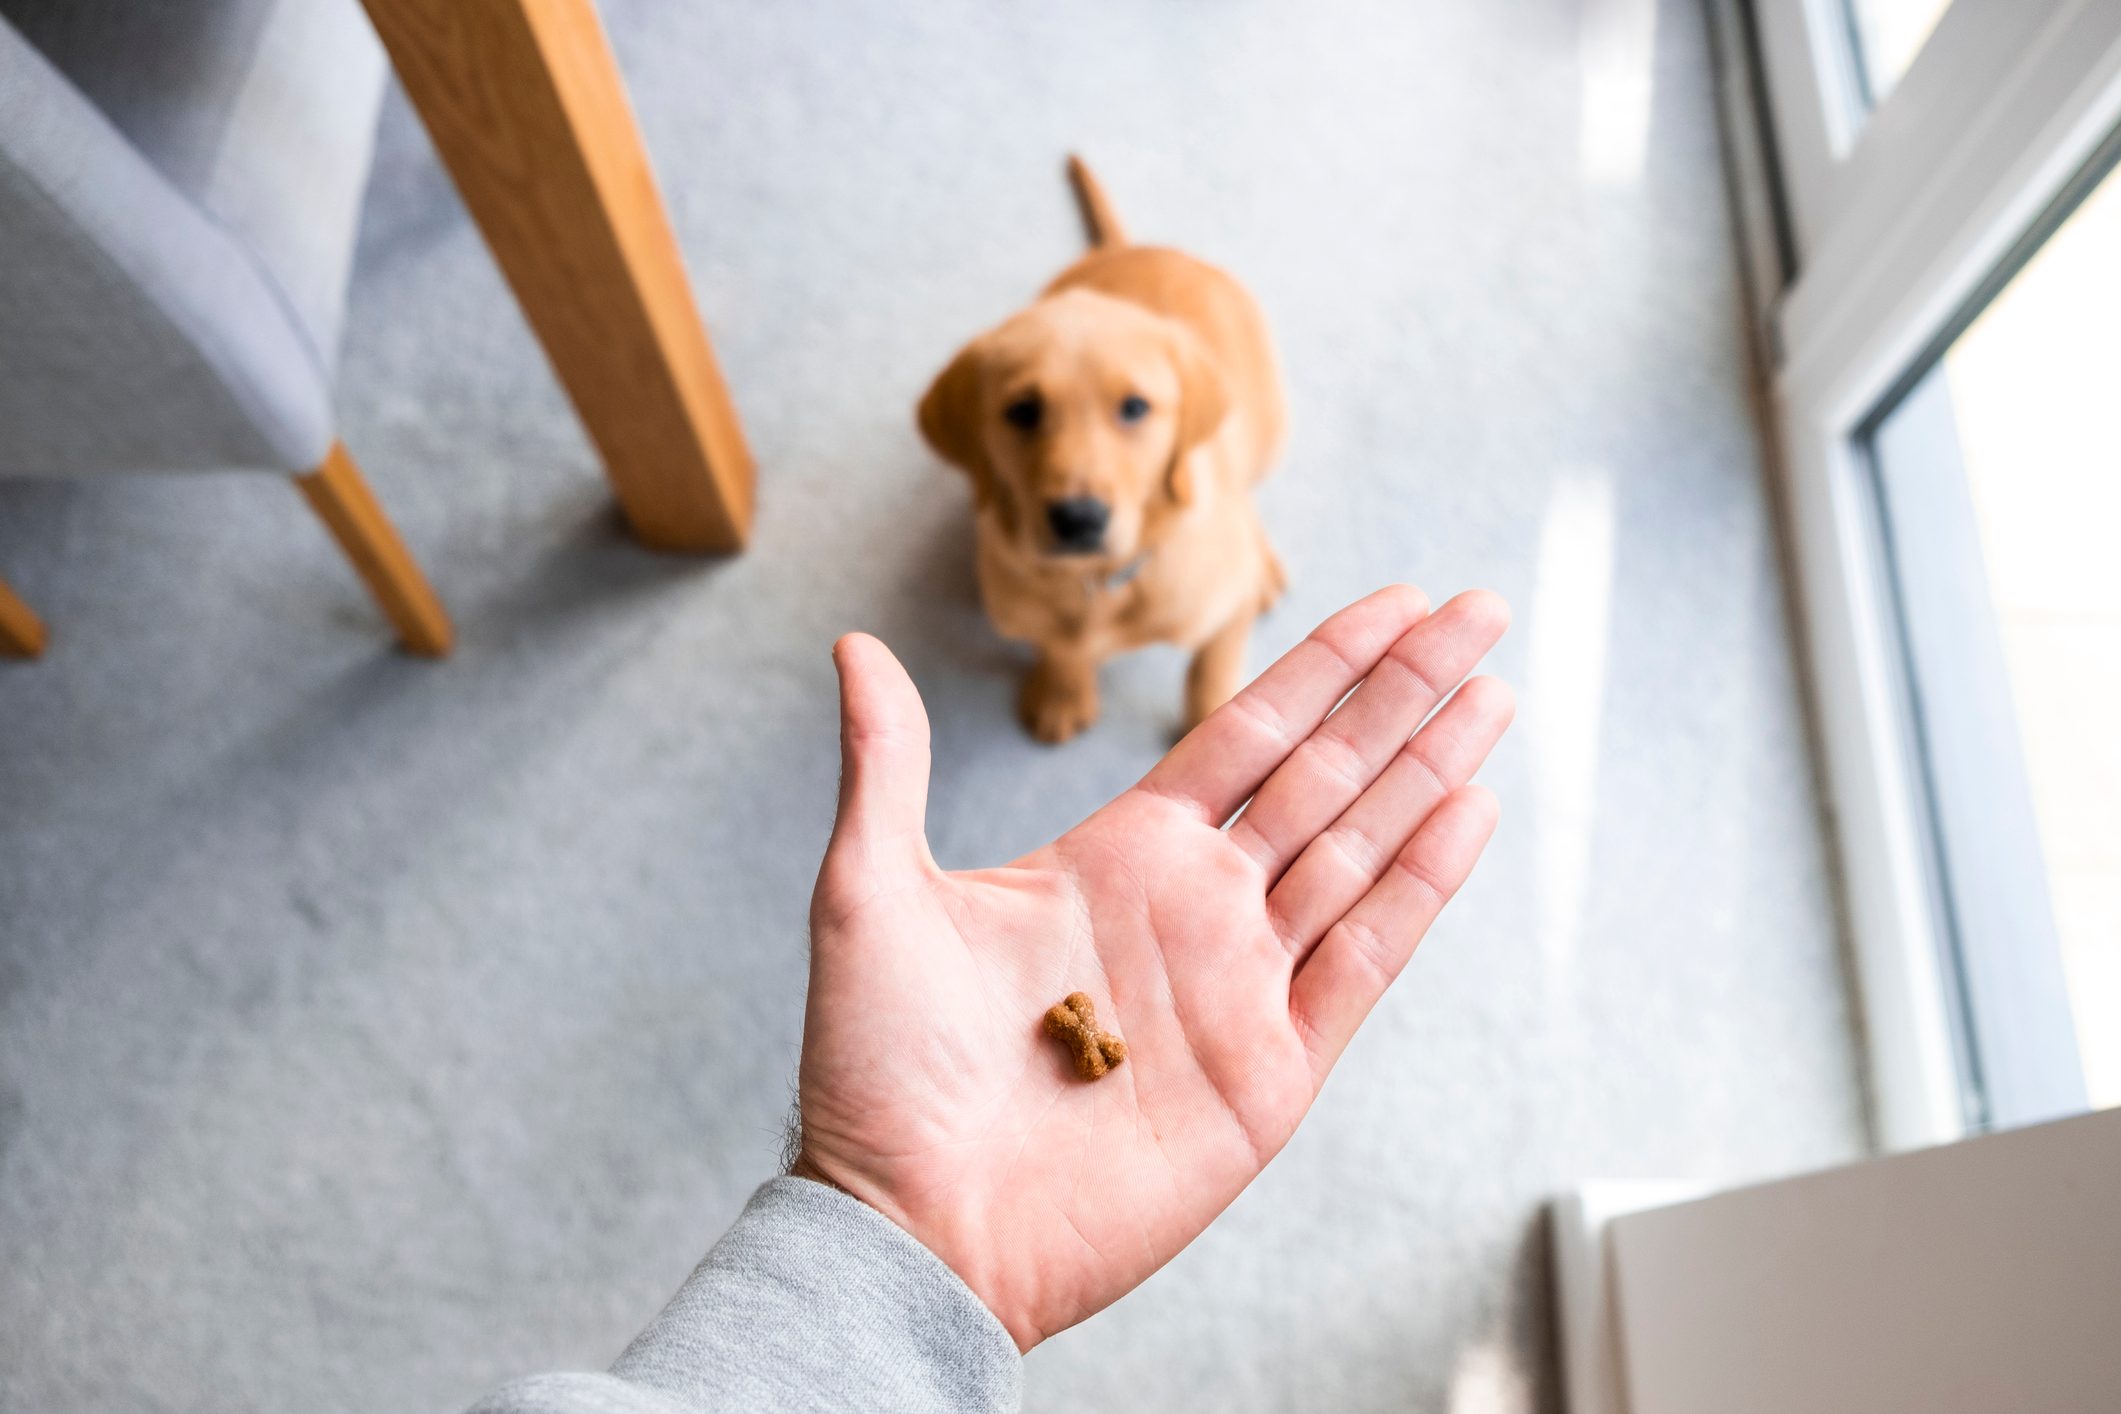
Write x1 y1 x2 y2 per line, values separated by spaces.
919 289 1229 563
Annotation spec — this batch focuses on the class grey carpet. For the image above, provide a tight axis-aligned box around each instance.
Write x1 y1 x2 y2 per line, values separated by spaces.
0 1 1868 1410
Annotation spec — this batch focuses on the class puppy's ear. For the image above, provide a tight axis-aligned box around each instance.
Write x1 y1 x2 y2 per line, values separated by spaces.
918 339 998 504
1164 323 1230 507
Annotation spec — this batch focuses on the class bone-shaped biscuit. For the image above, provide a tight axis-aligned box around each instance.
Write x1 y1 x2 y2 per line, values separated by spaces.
1043 991 1128 1080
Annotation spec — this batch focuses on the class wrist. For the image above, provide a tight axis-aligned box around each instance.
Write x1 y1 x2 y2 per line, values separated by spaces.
619 1178 1024 1407
786 1150 844 1192
784 1152 1043 1352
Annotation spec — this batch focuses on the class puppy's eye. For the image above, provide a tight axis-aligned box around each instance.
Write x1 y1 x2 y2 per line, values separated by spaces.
1003 395 1042 431
1118 395 1151 423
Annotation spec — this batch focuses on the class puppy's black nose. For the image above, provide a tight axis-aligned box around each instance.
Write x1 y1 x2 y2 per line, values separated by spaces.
1046 497 1111 552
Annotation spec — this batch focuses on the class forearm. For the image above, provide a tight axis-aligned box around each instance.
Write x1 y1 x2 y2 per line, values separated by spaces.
467 1178 1021 1414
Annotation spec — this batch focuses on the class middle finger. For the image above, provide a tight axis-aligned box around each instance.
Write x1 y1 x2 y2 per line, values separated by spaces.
1224 589 1508 886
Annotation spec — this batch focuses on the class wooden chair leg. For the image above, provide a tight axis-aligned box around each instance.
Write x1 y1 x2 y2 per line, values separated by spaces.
0 574 47 658
294 442 453 657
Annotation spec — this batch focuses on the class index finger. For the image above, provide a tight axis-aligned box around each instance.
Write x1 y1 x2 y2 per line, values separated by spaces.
1135 585 1430 825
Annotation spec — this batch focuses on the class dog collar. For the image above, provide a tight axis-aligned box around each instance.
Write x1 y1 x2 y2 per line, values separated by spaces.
1091 551 1152 594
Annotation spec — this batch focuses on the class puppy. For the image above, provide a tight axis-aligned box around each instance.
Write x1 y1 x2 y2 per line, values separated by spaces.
919 157 1287 743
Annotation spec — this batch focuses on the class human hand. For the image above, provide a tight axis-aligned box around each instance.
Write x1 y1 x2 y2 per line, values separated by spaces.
791 586 1512 1349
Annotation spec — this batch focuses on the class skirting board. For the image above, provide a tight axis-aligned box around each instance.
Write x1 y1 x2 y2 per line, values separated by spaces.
1549 1183 1705 1414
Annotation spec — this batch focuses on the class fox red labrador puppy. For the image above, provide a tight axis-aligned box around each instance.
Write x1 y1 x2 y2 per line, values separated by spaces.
919 157 1287 742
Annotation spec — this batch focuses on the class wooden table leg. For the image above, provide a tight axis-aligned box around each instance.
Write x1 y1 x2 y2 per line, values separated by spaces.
362 0 756 553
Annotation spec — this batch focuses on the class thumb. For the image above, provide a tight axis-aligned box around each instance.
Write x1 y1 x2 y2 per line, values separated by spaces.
826 633 934 875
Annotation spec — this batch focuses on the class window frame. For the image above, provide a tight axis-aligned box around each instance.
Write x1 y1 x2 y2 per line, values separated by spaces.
1745 0 2121 1148
1859 355 2092 1134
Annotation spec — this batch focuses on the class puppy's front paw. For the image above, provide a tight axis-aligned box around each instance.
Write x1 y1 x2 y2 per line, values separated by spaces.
1020 661 1099 744
1258 543 1290 613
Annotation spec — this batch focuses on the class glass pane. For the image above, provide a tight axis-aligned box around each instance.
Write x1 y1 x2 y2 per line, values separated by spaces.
1865 147 2121 1119
1843 0 1952 105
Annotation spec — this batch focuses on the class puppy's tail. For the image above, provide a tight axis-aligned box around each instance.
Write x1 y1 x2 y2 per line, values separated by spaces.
1066 154 1128 250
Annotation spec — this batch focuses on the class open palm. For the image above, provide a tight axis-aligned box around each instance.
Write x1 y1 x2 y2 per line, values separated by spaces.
793 587 1512 1350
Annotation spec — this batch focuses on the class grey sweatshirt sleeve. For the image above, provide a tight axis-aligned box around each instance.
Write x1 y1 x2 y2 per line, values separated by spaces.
466 1177 1022 1414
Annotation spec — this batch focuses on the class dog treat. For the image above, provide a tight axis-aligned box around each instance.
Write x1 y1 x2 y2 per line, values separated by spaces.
1043 991 1128 1080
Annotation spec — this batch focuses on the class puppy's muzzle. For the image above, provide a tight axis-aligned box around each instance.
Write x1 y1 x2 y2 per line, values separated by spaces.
1045 496 1111 554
